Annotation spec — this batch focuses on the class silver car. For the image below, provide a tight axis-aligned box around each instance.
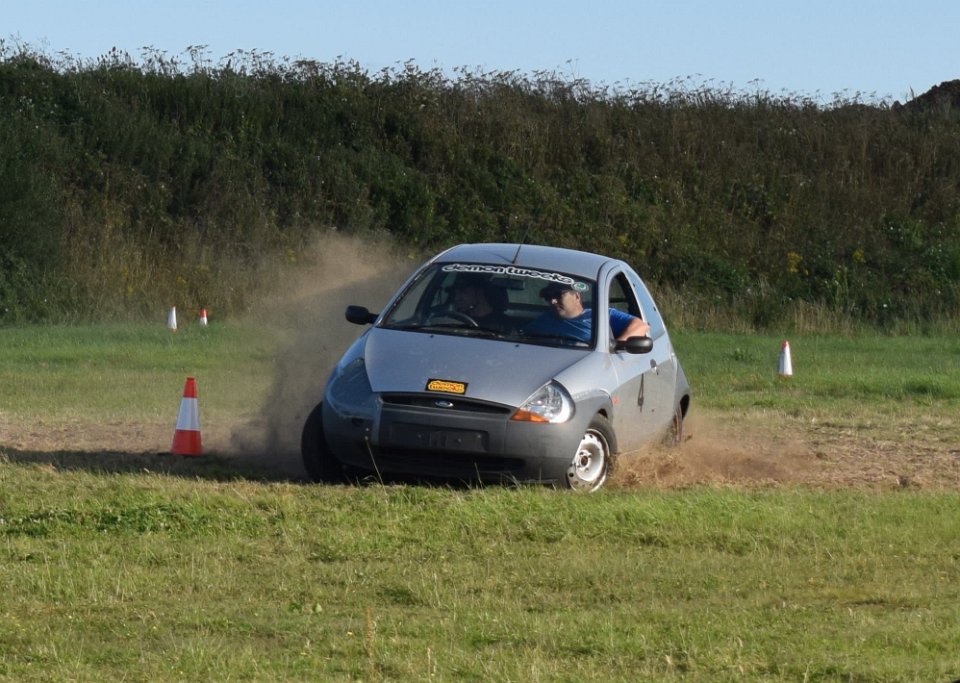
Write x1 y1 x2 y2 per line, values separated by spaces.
302 243 690 491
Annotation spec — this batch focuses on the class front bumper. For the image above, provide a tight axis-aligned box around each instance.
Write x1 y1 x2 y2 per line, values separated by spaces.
322 394 586 484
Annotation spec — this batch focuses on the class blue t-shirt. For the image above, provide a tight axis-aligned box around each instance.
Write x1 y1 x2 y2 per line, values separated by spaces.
524 308 634 343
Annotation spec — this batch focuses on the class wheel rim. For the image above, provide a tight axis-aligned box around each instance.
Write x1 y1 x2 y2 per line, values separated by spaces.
567 429 609 492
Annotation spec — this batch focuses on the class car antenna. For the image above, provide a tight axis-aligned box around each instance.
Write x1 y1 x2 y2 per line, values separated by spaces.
511 227 530 264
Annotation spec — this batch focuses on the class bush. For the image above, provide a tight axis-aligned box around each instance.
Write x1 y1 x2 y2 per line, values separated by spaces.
1 43 959 328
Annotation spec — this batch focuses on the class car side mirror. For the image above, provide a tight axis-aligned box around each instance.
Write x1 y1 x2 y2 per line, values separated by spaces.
614 336 653 354
345 305 378 325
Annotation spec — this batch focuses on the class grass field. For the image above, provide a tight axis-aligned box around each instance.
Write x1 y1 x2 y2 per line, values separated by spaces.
1 322 959 681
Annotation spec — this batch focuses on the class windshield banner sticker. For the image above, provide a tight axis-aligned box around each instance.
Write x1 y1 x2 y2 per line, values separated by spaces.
442 263 577 287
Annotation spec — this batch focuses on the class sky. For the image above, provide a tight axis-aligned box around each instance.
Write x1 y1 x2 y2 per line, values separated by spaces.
5 1 959 104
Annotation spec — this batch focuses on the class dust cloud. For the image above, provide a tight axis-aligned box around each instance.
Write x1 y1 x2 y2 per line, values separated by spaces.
228 231 419 477
613 411 820 489
613 409 960 490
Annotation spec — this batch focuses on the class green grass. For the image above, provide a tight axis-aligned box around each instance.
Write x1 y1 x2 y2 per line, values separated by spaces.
673 331 960 408
1 324 960 680
2 477 959 681
671 330 960 447
0 322 276 420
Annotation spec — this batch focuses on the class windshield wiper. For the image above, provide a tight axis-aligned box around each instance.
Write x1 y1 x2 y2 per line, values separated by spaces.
383 322 508 339
513 331 591 347
381 322 426 331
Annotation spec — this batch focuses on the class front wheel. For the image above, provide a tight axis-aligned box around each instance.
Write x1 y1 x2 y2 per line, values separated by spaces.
565 415 614 492
301 402 345 483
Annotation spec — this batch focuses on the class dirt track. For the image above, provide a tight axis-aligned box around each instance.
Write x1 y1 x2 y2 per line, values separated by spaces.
616 411 960 491
3 408 958 491
4 236 958 491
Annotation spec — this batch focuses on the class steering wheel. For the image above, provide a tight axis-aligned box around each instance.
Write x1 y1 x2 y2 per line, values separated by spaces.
429 310 479 328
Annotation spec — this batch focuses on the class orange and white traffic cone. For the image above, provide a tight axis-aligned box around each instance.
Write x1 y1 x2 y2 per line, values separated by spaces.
778 340 793 378
167 306 178 332
199 308 208 326
171 376 203 456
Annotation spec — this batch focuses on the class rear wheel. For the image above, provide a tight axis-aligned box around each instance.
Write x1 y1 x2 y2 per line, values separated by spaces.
663 403 684 446
565 415 614 492
301 402 345 483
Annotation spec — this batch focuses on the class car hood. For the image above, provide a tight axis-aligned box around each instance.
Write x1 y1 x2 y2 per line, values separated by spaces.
362 328 588 407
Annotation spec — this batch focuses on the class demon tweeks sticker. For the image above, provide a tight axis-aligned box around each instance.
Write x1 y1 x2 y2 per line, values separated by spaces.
426 379 467 394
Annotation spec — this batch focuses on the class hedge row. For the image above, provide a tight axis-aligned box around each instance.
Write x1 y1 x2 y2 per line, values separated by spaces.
1 44 958 325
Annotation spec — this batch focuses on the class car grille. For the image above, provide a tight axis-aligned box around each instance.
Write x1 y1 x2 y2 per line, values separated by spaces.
381 393 512 415
374 394 522 478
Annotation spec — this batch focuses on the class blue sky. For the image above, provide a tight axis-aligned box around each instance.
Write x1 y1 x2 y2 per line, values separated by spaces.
6 1 959 103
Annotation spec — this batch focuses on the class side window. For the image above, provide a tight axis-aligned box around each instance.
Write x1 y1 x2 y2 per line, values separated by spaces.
609 272 642 317
626 271 666 339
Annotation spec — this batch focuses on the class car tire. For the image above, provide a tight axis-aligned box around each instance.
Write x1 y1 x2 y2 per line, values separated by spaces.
301 402 345 483
565 415 614 492
663 402 684 447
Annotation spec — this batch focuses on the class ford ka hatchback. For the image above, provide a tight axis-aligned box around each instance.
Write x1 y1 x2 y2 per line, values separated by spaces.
302 243 690 491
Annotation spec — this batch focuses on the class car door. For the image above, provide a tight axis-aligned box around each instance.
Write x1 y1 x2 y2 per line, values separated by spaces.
606 269 677 450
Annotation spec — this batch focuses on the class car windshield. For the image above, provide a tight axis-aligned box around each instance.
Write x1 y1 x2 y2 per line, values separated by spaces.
380 263 597 348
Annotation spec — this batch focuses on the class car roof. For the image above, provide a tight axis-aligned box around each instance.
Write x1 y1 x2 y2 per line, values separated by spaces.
431 243 620 281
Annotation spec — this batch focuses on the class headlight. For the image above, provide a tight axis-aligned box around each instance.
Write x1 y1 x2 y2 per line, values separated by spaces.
326 357 375 416
333 357 368 391
510 381 574 423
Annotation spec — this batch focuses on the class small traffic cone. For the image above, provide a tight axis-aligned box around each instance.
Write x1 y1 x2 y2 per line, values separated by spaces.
199 308 208 326
167 306 178 332
778 340 793 378
171 376 203 456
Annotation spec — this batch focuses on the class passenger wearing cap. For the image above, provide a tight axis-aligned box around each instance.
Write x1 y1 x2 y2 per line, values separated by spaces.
524 281 649 343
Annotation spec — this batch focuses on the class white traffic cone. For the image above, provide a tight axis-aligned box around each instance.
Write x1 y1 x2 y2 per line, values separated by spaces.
171 377 203 456
778 340 793 378
167 306 177 332
199 308 208 326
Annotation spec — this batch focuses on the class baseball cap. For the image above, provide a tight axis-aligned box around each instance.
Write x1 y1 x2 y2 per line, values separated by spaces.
540 282 575 300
